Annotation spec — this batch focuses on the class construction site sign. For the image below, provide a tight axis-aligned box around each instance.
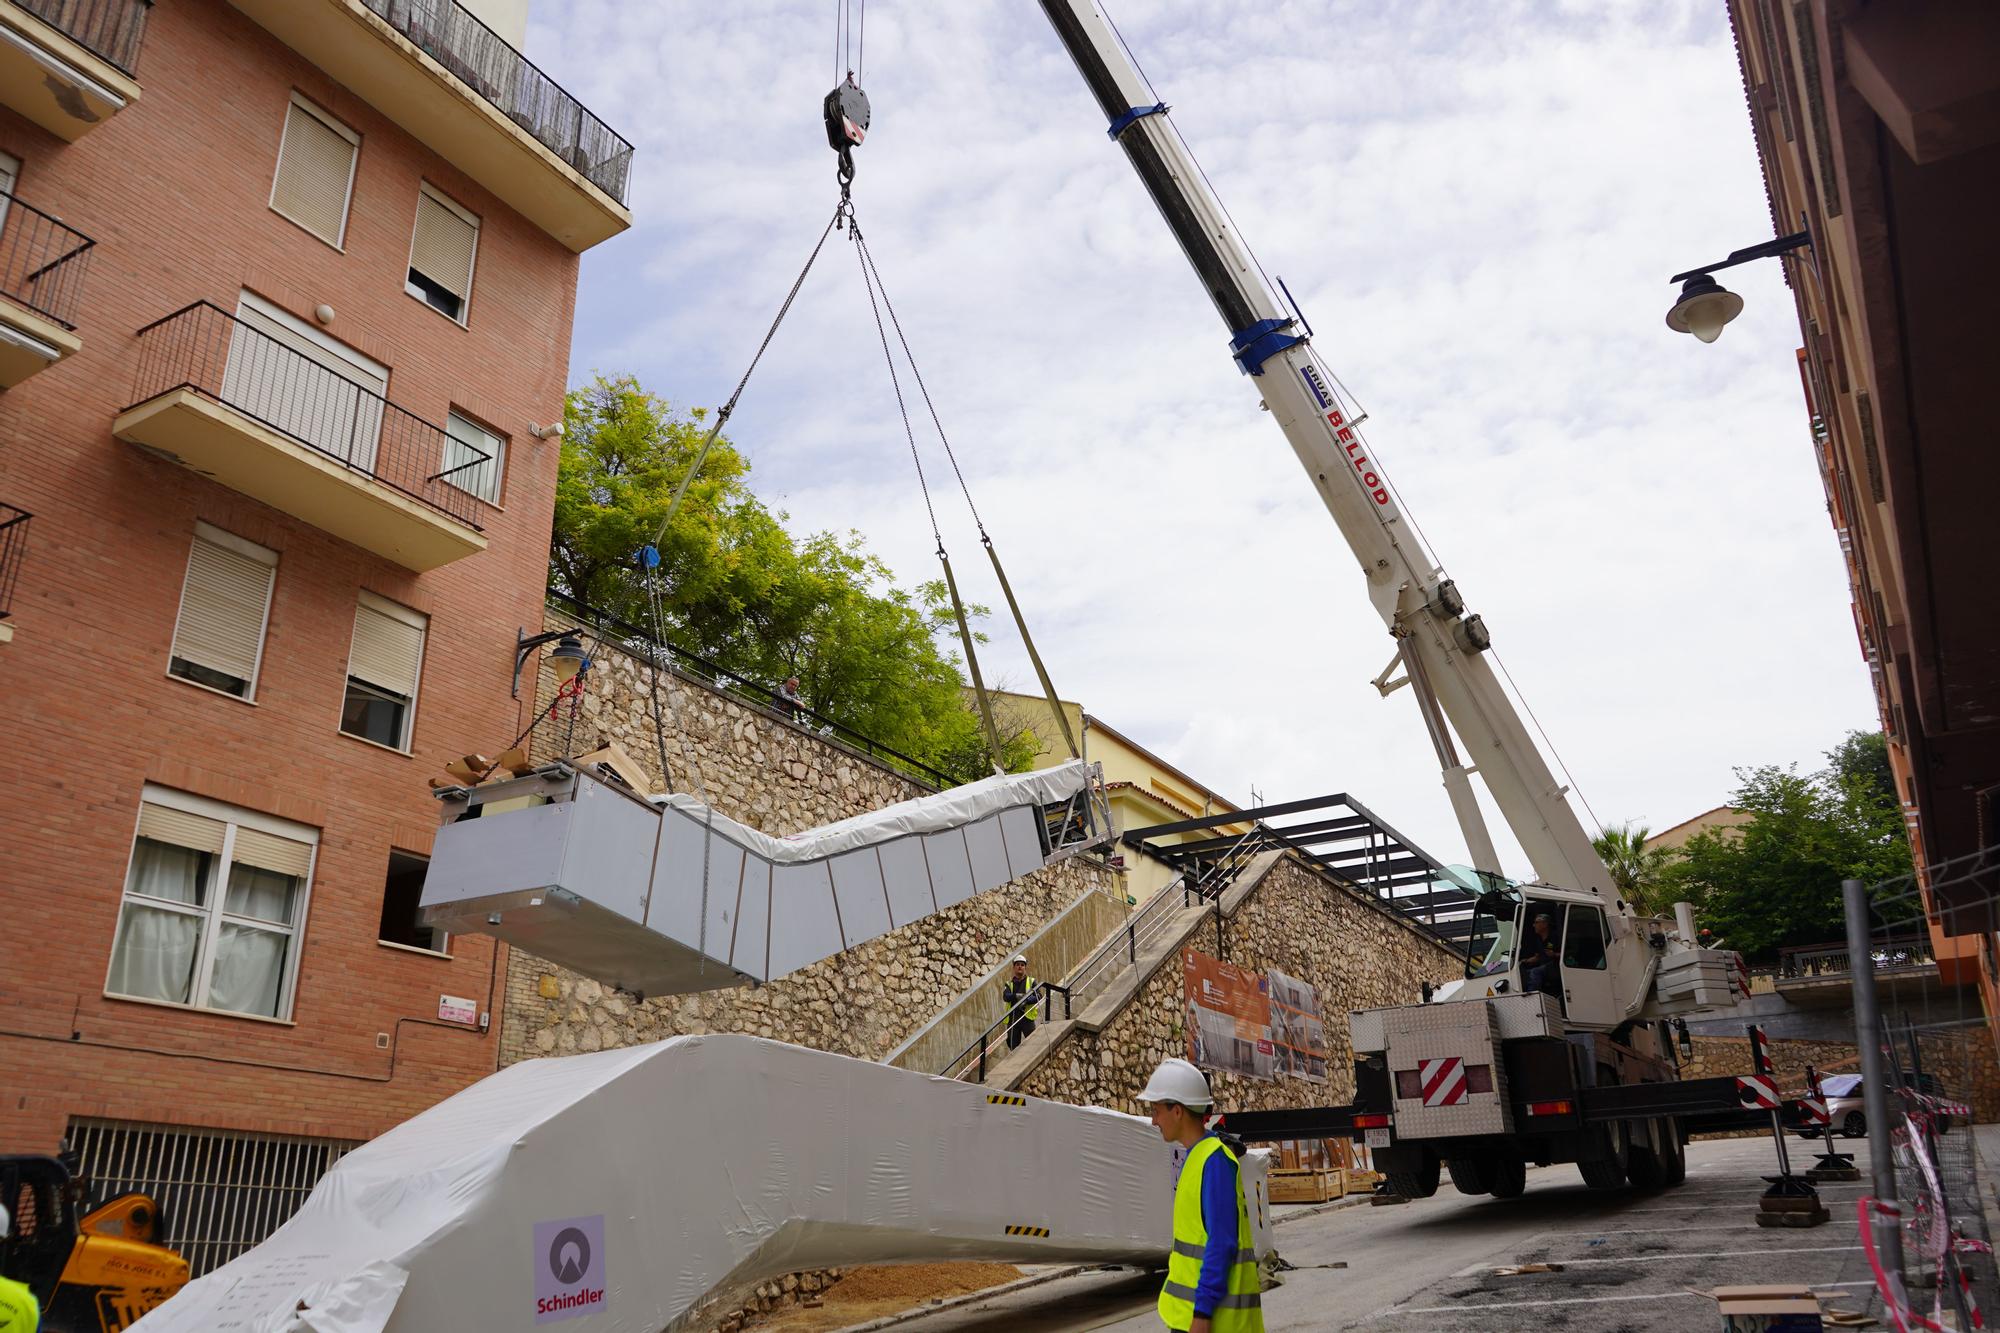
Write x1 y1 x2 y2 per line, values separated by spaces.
1183 950 1277 1081
1267 968 1329 1083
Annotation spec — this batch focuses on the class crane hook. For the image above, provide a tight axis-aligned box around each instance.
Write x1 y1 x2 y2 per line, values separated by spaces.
823 73 870 200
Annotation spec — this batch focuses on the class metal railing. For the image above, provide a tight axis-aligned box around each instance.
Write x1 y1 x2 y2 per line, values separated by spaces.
0 190 95 330
16 0 151 76
359 0 633 203
545 591 976 791
0 505 30 620
126 301 489 530
1778 933 1936 981
941 981 1074 1085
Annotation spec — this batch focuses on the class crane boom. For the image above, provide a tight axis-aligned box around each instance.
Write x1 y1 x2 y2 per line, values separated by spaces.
1040 1 1611 896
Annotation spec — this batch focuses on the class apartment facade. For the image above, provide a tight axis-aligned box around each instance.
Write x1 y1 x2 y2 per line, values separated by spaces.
1726 4 1998 998
0 0 629 1271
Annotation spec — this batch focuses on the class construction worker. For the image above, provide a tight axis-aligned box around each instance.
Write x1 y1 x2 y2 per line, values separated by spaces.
1138 1058 1262 1333
1001 955 1039 1050
0 1202 39 1332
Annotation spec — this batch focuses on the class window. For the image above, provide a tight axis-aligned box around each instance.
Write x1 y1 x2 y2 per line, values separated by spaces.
0 150 18 230
1562 905 1609 971
106 788 317 1020
222 290 388 472
378 851 448 953
168 523 277 700
441 410 503 504
341 591 426 750
269 95 359 248
405 184 478 323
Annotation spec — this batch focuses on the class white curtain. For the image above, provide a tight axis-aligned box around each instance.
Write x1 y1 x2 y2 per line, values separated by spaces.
225 864 296 923
209 923 289 1017
106 841 207 1002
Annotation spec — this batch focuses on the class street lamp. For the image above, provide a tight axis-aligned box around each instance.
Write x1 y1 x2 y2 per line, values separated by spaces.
1665 228 1812 344
512 629 591 698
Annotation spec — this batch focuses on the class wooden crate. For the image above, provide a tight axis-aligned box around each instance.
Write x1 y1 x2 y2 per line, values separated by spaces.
1268 1168 1339 1203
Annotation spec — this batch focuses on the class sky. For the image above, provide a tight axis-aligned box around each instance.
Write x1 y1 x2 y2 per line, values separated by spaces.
524 1 1878 880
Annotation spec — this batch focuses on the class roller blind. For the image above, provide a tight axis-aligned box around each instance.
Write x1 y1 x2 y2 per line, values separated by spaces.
347 595 426 698
271 99 357 246
409 189 478 302
171 534 275 688
232 827 314 878
137 804 226 855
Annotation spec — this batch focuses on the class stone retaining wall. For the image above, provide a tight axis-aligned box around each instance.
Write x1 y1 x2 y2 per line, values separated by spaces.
1688 1031 2000 1122
1016 853 1465 1113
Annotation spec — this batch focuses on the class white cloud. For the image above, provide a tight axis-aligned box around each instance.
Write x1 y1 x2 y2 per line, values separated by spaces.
531 1 1877 878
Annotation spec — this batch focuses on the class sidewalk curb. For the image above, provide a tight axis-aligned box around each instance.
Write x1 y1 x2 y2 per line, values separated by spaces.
826 1263 1105 1333
1274 1193 1375 1226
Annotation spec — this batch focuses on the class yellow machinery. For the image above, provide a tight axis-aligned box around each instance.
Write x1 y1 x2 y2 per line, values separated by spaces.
0 1156 186 1332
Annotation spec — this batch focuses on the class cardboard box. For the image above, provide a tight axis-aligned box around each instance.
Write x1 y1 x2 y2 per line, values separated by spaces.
1713 1284 1824 1332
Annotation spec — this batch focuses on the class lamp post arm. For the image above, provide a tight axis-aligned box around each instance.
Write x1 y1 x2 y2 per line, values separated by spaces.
1669 229 1811 284
513 628 575 699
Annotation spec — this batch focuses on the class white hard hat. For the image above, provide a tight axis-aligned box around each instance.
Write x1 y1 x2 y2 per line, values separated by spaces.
1013 954 1028 964
1138 1057 1212 1110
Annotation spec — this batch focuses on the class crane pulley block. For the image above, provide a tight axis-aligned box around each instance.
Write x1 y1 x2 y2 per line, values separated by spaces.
824 75 871 185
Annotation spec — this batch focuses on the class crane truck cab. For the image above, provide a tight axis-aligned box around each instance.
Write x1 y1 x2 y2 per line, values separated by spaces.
1432 871 1640 1033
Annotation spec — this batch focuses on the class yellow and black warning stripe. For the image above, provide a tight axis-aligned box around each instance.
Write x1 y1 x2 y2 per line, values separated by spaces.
985 1093 1027 1107
1003 1224 1052 1238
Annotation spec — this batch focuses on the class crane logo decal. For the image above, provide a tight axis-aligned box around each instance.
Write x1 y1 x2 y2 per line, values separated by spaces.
1325 409 1391 506
1417 1057 1469 1107
1299 363 1334 410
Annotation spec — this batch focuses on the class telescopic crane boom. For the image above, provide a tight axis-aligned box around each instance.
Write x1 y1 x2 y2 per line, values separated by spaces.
1040 1 1609 896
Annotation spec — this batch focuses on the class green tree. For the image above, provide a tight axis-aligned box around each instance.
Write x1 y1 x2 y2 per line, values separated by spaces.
1591 823 1675 916
1668 732 1911 958
549 375 1036 778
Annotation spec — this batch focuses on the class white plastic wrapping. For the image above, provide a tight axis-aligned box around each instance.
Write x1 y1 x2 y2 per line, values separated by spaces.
419 762 1099 996
131 1035 1184 1333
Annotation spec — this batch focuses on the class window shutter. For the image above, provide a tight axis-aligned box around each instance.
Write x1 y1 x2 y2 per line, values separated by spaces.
232 828 314 879
409 190 477 300
443 411 501 503
172 536 275 686
137 803 227 855
348 596 426 698
272 100 357 246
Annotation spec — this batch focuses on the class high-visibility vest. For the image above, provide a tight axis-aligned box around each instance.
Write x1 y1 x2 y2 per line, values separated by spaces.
1158 1135 1262 1332
1004 977 1040 1023
0 1273 39 1332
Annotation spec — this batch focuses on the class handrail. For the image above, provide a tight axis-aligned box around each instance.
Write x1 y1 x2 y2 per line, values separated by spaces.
0 505 31 620
1777 934 1936 980
125 301 489 530
941 981 1074 1085
358 0 633 204
0 189 95 330
16 0 150 76
544 590 977 791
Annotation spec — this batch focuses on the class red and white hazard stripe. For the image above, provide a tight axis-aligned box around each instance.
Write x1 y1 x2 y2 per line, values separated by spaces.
1737 1075 1781 1110
1419 1057 1468 1107
1802 1097 1830 1125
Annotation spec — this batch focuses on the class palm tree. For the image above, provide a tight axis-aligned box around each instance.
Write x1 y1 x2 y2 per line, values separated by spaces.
1592 823 1676 916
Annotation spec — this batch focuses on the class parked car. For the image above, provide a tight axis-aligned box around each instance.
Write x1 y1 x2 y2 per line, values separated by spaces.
1798 1071 1948 1138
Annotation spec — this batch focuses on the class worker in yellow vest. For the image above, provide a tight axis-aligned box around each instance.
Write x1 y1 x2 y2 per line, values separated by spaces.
0 1202 39 1332
1137 1058 1262 1333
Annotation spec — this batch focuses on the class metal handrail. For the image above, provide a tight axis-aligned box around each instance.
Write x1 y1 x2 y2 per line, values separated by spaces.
941 981 1074 1085
544 590 977 791
0 190 95 330
0 505 31 620
125 301 490 530
16 0 151 76
1779 934 1936 980
359 0 633 203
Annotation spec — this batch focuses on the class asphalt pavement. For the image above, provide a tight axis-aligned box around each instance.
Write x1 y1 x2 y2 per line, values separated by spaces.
858 1135 1903 1332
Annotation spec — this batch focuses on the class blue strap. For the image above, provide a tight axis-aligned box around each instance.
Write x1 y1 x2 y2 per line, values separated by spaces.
1107 102 1168 139
1229 317 1304 376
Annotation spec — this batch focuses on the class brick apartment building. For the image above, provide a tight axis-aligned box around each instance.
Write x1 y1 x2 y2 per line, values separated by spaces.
1725 5 1999 1013
0 0 629 1272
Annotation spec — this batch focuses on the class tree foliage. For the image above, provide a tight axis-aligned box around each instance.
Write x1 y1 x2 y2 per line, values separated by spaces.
549 375 1037 777
1591 823 1676 917
1665 730 1911 958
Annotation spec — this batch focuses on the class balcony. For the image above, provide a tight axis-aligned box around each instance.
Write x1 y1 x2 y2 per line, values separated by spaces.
0 503 29 644
1774 934 1947 1008
225 0 632 251
113 301 490 572
0 0 148 139
0 189 92 386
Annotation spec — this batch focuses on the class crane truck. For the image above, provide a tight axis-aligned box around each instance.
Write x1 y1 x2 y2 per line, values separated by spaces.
1038 0 1793 1200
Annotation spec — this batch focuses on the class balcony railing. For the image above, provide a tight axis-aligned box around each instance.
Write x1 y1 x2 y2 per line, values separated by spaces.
359 0 632 204
127 301 490 530
1777 934 1937 982
15 0 152 76
0 190 95 330
0 504 30 620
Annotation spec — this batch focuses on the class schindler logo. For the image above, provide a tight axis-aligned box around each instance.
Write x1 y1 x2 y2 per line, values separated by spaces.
533 1214 607 1324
